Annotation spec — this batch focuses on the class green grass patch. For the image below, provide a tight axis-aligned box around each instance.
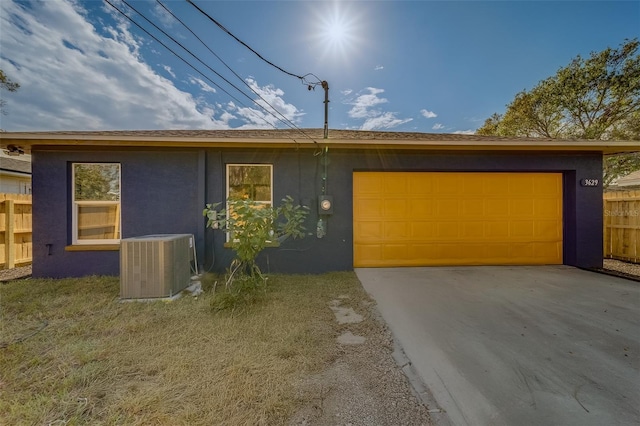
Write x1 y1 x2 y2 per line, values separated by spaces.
0 272 365 425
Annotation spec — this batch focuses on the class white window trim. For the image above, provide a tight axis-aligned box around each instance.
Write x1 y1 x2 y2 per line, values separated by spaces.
72 163 121 245
225 164 273 243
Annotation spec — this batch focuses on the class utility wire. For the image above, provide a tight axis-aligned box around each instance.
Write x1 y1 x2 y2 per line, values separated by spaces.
155 0 305 137
105 0 321 147
115 0 296 132
186 0 324 89
156 0 321 146
104 0 244 108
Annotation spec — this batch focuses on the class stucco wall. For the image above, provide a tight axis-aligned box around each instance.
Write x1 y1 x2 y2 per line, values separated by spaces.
31 147 603 278
32 148 202 278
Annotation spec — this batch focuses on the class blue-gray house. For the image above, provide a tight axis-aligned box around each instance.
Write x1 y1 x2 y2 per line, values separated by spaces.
1 129 636 278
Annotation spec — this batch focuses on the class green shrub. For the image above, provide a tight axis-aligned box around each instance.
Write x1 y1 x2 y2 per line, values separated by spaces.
203 196 308 311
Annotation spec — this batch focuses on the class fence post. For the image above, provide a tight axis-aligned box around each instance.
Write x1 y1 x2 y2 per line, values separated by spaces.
4 199 15 269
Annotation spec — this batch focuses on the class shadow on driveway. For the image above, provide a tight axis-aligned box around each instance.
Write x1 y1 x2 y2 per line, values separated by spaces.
357 266 640 426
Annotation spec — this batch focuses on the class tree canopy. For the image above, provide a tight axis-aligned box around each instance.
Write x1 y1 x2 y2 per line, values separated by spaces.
477 39 640 186
0 69 20 116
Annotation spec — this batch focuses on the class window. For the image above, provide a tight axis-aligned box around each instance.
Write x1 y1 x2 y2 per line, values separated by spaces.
226 164 273 242
72 163 121 244
226 164 272 206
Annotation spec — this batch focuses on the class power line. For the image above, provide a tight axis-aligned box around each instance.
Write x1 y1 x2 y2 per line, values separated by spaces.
104 0 244 108
104 0 321 146
154 0 304 136
116 0 293 130
186 0 324 89
184 0 329 139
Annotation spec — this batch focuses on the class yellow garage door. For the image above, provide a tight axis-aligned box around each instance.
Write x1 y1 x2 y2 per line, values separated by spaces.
353 172 563 267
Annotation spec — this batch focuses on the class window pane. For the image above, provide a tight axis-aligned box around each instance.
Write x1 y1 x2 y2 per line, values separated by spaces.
228 165 271 202
77 204 121 240
74 164 120 201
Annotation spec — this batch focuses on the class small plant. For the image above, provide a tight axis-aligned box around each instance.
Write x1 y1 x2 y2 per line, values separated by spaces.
203 196 308 310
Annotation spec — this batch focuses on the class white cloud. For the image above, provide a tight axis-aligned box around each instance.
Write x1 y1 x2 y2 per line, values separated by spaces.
346 87 411 130
152 2 176 28
162 65 176 78
420 109 437 119
189 76 217 94
231 78 304 128
341 89 353 96
374 65 384 71
0 0 237 130
453 129 475 135
347 87 387 119
360 112 412 131
432 123 445 130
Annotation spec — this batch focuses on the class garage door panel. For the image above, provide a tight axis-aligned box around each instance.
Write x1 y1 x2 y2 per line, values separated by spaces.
384 199 407 218
354 172 563 267
383 244 408 261
510 243 536 259
485 221 510 238
462 177 484 194
354 174 383 194
510 221 535 237
354 198 384 218
535 199 562 216
483 175 510 195
462 199 485 217
510 199 535 216
408 175 434 194
409 199 433 216
384 222 409 239
535 221 563 239
436 223 460 238
485 199 509 216
534 242 562 260
461 222 485 238
356 221 383 240
509 174 535 194
435 175 462 194
534 175 563 194
436 199 460 216
410 244 438 260
383 174 408 195
411 222 436 238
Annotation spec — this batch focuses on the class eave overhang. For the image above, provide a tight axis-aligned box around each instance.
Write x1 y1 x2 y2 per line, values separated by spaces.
1 130 638 155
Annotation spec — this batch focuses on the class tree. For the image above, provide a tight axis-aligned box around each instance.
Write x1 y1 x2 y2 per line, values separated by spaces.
477 39 640 186
74 164 120 201
603 153 640 188
0 69 20 116
203 196 308 311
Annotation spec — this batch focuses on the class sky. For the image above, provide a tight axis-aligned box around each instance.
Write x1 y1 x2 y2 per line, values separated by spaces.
0 0 638 134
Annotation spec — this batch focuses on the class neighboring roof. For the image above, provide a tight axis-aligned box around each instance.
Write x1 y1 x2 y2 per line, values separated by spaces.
616 170 640 187
1 129 638 154
0 155 31 175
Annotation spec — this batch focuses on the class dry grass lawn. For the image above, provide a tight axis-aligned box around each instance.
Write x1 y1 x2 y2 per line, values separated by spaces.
0 272 365 425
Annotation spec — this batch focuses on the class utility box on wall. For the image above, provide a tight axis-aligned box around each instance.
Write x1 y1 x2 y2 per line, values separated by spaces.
120 234 193 299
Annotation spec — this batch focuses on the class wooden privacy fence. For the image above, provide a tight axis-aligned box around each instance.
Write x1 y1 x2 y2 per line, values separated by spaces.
0 193 32 269
604 190 640 263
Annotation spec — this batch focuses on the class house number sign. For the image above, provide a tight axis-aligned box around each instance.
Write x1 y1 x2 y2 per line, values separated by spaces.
580 178 599 187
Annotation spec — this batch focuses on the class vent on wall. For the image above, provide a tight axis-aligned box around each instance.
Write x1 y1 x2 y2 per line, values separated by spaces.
120 234 193 299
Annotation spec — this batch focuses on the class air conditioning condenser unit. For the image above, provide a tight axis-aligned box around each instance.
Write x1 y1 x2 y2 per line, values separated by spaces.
120 234 193 299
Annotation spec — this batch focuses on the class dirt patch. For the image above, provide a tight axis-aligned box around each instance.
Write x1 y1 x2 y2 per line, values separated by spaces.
603 259 640 278
0 265 31 282
289 297 432 426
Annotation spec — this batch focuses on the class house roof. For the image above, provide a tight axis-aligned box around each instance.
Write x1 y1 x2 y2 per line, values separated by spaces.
615 170 640 186
1 129 638 154
0 155 31 175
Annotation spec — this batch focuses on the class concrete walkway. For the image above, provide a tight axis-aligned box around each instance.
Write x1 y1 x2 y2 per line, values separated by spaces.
356 266 640 426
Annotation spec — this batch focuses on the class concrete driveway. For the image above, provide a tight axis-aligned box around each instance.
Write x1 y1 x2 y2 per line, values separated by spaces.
356 266 640 426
